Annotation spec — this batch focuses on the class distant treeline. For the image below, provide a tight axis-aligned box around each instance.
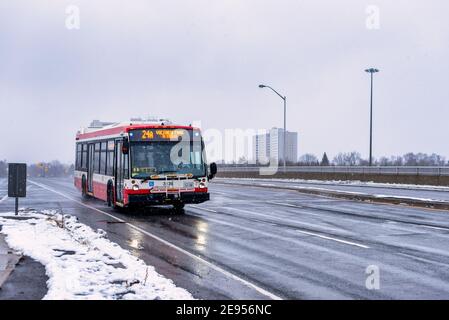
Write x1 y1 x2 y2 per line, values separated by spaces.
0 160 74 178
0 160 6 177
313 152 447 167
223 152 449 167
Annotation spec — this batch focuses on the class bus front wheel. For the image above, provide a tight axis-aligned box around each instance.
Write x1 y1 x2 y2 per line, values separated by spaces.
173 202 185 213
107 183 114 207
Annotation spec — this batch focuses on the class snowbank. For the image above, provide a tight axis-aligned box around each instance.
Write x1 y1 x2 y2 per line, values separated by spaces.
0 210 193 300
217 177 449 192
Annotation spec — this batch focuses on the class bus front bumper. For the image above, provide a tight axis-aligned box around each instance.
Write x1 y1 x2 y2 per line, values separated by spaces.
127 191 210 206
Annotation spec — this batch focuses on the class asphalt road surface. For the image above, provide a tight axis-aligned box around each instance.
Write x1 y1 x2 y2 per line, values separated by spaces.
216 178 449 202
1 177 449 299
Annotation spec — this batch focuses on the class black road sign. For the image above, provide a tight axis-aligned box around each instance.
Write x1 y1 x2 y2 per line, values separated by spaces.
8 163 27 215
8 163 27 198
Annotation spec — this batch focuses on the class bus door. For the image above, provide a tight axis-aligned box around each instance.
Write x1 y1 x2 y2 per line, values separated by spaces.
87 143 95 192
115 140 124 203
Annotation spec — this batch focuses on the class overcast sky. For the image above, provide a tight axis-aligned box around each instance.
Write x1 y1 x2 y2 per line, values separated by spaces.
1 0 448 164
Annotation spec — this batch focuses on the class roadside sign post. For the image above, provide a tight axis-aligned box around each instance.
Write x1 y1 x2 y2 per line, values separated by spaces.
8 163 27 216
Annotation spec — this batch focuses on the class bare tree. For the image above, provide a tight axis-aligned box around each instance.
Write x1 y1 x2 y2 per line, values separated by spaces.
403 152 446 166
332 152 363 166
27 161 74 177
0 160 7 177
298 154 319 166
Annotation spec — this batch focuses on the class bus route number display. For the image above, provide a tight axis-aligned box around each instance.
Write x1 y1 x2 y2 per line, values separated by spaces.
129 129 192 141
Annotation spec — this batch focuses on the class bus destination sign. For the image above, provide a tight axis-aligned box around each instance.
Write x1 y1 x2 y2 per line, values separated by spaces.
129 129 196 142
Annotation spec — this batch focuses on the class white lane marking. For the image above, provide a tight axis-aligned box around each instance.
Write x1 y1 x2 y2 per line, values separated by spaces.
274 201 449 232
28 180 282 300
417 224 449 232
295 230 369 249
0 195 8 203
223 206 345 234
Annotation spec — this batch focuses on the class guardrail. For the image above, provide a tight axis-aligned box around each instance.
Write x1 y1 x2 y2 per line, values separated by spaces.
217 166 449 176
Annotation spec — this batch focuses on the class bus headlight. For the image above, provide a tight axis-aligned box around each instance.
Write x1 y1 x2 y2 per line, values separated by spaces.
132 184 140 191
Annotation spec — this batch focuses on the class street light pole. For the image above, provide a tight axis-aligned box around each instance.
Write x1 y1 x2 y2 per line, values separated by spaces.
364 68 379 166
283 96 286 172
259 84 287 172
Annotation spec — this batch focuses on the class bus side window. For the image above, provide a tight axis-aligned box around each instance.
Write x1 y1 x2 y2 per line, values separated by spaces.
107 150 114 176
82 144 88 170
76 144 81 170
123 153 129 179
94 143 100 174
100 142 107 175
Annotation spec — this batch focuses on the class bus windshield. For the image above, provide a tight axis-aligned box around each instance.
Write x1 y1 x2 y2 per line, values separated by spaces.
130 141 206 179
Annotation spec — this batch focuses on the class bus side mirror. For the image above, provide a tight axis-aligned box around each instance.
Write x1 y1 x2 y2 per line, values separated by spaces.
122 138 129 154
208 162 217 180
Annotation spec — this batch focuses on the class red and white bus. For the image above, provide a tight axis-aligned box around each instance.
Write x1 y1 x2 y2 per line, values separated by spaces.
74 119 217 210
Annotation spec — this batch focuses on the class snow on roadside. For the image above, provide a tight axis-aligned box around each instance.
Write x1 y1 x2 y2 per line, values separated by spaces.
371 195 441 202
0 210 194 300
217 177 449 192
215 178 449 203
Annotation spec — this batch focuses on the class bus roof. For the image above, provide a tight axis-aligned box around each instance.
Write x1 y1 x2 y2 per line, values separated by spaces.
76 119 200 141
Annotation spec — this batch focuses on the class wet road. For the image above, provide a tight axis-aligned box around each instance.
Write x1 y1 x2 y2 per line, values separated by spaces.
1 177 449 299
216 178 449 202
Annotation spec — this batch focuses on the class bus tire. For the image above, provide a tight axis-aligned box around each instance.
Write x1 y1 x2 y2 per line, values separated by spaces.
173 202 185 214
107 182 114 207
81 176 88 198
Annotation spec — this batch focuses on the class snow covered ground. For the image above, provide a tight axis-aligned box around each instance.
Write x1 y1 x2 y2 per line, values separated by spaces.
0 209 193 300
219 177 449 192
